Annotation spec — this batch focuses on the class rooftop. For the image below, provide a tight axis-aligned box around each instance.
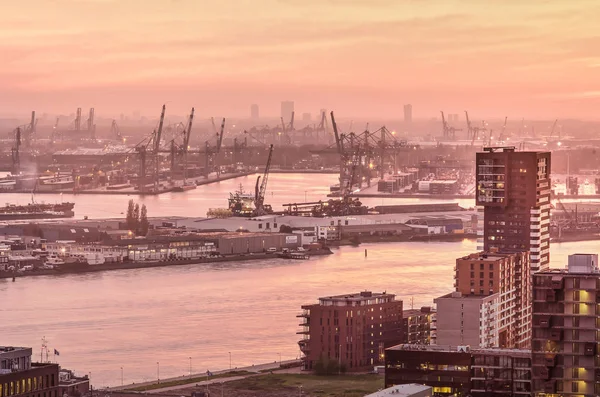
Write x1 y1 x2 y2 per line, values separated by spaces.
0 346 30 355
435 291 499 301
387 344 531 357
319 291 394 302
364 384 432 397
457 250 527 262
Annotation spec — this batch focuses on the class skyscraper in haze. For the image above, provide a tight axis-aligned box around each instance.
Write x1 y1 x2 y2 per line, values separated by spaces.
281 101 294 122
476 147 551 272
250 104 259 119
403 104 412 123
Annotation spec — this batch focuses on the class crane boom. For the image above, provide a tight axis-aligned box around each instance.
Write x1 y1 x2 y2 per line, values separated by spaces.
217 118 225 152
254 144 274 216
183 108 194 150
330 111 341 154
154 105 166 154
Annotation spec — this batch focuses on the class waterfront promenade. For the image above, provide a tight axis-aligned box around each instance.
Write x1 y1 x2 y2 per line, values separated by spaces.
107 359 301 392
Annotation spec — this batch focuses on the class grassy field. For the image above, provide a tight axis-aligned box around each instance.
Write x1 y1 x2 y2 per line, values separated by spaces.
124 370 252 391
205 373 384 397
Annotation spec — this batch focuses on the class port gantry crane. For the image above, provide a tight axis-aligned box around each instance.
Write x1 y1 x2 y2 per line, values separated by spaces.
11 127 21 175
440 111 462 140
330 111 413 193
465 111 487 146
111 120 124 143
204 117 225 178
253 144 274 216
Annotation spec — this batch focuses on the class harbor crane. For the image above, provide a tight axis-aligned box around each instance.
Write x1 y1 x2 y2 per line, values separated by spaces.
497 117 508 142
13 111 37 147
440 111 462 139
253 144 274 216
205 118 225 178
111 120 123 142
465 111 486 144
134 104 166 191
11 127 21 175
549 119 558 140
86 108 96 139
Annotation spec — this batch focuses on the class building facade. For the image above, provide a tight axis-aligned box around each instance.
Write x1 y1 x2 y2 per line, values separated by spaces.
476 147 551 272
385 344 532 397
454 251 532 348
298 291 403 371
434 292 499 348
402 307 434 345
531 254 600 396
0 347 59 397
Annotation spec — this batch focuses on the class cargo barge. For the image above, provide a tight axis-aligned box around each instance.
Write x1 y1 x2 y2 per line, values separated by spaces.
0 248 333 280
0 202 75 220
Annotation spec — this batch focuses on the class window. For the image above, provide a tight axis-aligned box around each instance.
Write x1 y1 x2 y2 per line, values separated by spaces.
258 224 262 229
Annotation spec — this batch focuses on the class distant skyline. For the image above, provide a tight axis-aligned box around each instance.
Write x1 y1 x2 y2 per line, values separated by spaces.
1 0 600 119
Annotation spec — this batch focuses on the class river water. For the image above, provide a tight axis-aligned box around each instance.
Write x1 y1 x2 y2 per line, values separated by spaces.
0 174 597 387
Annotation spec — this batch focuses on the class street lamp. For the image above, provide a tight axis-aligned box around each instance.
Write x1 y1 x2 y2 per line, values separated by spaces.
157 362 160 383
120 367 123 386
304 190 307 202
277 353 281 367
189 357 192 376
228 352 231 370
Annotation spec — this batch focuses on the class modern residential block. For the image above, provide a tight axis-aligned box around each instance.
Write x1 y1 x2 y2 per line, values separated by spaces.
476 147 551 272
298 291 403 371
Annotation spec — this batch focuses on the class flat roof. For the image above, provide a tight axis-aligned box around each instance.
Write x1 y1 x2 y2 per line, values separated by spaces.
364 384 432 397
320 291 393 301
435 292 498 300
0 346 30 354
387 344 530 357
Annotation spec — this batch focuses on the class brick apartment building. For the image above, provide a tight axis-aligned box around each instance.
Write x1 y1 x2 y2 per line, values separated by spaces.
298 291 403 371
476 147 551 272
531 254 600 396
435 250 532 349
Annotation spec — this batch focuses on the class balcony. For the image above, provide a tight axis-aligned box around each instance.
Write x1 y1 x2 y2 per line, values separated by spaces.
538 315 551 328
296 328 310 335
584 342 596 356
546 290 556 302
549 329 563 341
296 311 310 318
550 277 564 289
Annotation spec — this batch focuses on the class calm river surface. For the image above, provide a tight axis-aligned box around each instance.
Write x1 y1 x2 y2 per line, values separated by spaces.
0 174 597 387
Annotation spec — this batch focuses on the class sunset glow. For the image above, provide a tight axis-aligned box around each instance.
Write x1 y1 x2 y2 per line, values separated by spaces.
1 0 599 118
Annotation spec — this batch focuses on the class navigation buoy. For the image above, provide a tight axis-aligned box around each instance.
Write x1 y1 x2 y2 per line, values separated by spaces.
365 249 367 257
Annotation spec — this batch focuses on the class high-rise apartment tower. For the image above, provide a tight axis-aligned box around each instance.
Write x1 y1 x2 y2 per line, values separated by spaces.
476 147 551 272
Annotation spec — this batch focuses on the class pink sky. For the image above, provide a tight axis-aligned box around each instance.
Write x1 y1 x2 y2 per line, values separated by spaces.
1 0 600 119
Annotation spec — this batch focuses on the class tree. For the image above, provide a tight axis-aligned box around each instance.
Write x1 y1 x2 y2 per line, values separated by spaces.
133 203 140 234
139 204 149 236
279 224 293 234
126 199 135 231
